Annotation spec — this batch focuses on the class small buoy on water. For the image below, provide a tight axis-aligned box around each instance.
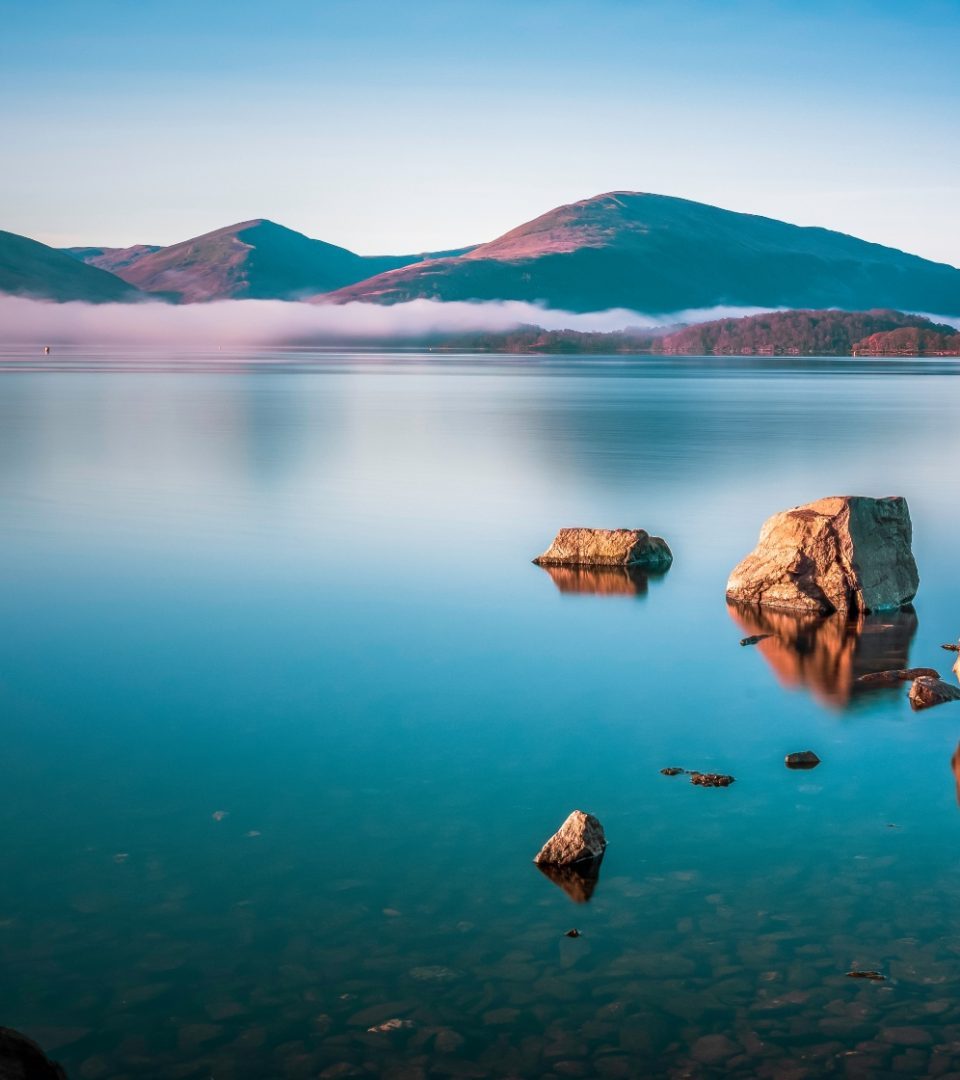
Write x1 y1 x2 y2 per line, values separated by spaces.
43 345 51 355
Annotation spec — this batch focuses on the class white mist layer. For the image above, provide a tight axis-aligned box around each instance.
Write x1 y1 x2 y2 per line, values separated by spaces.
0 296 780 346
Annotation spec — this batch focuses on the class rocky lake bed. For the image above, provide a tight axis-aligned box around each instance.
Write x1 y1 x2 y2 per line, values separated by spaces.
3 352 960 1077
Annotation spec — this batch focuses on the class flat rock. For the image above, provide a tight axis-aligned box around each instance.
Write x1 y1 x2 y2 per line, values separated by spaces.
689 772 735 787
534 810 607 866
857 667 939 687
726 496 919 614
909 676 960 711
785 751 821 769
534 528 672 569
0 1028 68 1080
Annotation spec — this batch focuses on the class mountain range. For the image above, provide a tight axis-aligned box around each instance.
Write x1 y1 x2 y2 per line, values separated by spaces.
1 192 958 315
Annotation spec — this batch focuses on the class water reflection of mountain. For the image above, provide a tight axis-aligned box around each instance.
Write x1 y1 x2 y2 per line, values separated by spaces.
727 602 918 709
535 856 604 903
537 563 661 597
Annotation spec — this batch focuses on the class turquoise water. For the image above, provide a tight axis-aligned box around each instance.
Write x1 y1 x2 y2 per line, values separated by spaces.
2 352 960 1078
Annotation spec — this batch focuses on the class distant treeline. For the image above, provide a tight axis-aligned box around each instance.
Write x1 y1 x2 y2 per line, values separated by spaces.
433 310 960 356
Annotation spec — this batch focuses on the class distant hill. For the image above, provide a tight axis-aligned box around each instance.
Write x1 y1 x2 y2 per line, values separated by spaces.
320 192 960 315
652 309 958 355
64 244 162 275
854 326 960 356
430 310 959 356
82 220 477 303
0 230 142 303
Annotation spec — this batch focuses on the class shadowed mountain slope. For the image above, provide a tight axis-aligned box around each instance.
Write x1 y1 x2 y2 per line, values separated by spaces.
319 192 960 314
0 230 143 302
102 220 475 303
65 244 163 275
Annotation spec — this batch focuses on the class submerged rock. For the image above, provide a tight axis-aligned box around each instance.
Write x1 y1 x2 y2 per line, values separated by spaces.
909 676 960 711
726 496 919 614
0 1028 67 1080
785 751 821 769
857 667 939 687
689 772 735 787
534 810 607 866
660 767 684 776
534 528 672 569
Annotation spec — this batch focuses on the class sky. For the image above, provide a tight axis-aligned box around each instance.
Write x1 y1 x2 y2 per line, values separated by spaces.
1 0 958 266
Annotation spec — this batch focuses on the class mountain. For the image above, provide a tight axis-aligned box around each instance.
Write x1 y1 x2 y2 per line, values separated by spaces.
319 192 960 315
92 219 475 303
0 230 142 302
65 244 162 275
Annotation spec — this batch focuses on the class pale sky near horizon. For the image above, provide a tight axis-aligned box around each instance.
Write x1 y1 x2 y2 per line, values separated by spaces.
1 0 958 266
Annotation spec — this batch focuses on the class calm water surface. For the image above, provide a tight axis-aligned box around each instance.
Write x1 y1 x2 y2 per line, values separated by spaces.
2 351 960 1078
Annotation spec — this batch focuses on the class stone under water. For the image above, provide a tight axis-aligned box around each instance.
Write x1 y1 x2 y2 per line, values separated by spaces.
726 496 919 614
533 528 673 569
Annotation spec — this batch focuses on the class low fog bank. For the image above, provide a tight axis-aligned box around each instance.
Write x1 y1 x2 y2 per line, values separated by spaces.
0 296 779 347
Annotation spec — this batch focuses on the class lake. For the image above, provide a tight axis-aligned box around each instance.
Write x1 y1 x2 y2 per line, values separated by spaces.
2 351 960 1078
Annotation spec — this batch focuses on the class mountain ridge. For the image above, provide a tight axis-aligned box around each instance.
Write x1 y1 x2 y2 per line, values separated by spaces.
320 192 960 315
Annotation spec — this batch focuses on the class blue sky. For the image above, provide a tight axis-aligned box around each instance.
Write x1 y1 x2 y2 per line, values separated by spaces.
1 0 958 264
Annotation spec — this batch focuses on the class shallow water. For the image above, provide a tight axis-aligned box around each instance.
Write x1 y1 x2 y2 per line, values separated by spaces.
2 350 960 1078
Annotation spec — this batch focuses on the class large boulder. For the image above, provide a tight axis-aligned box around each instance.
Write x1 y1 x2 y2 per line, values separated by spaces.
726 496 918 614
534 528 672 569
534 810 606 866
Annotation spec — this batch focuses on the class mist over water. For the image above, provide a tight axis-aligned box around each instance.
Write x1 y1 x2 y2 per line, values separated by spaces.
0 296 781 346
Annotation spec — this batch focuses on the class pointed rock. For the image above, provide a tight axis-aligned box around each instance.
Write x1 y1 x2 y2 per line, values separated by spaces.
534 810 606 866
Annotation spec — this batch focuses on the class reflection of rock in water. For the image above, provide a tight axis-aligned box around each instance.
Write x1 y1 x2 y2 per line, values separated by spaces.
536 855 604 903
952 743 960 807
727 602 917 708
0 1027 67 1080
538 563 661 597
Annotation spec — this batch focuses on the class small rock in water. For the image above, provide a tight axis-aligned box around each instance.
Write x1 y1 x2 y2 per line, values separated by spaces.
909 676 960 711
940 642 960 652
689 772 735 787
785 751 821 769
534 810 607 866
846 970 887 981
366 1018 414 1033
660 767 684 776
740 634 772 646
533 527 673 569
565 929 581 938
857 667 939 686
